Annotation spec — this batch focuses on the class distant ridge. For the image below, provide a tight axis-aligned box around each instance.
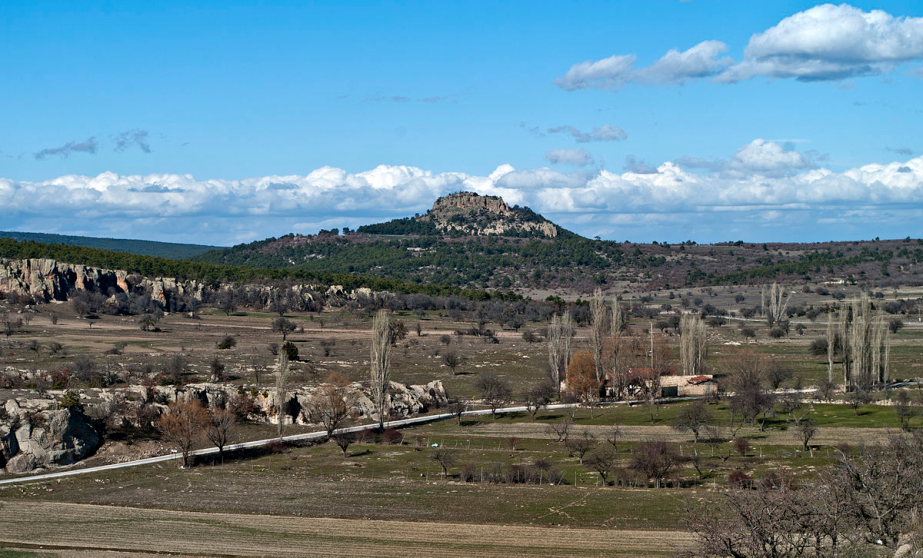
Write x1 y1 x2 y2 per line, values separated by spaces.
193 191 923 291
0 231 219 260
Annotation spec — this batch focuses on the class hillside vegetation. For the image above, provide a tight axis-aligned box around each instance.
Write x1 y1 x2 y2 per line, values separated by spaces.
0 230 218 259
0 238 508 299
194 192 923 291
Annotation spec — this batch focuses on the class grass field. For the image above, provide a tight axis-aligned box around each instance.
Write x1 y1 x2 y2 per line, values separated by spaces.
0 501 693 557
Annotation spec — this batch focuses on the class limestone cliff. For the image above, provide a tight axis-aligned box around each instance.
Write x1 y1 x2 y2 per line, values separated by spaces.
421 192 559 238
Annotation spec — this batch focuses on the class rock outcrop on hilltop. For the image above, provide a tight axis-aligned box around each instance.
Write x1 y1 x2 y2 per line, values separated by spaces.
0 379 447 473
422 192 559 238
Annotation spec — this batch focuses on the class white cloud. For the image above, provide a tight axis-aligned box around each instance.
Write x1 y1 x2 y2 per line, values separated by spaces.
555 54 637 91
730 139 813 176
719 4 923 82
559 4 923 88
545 149 594 166
556 40 731 90
3 146 923 244
637 40 732 85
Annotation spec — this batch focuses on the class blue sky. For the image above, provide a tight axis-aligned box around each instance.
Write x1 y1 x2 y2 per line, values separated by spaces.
2 1 923 245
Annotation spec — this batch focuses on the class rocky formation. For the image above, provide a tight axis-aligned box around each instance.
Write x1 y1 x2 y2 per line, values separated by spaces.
0 257 382 309
422 192 559 238
1 398 101 473
145 379 447 426
0 257 206 306
1 379 446 473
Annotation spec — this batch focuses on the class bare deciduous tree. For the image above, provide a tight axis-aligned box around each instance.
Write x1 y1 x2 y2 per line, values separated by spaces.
446 399 467 425
763 282 790 327
565 430 596 464
589 288 609 384
431 447 456 478
826 311 836 383
680 313 707 376
794 416 817 451
474 372 512 418
690 432 923 556
272 317 297 341
158 400 208 468
206 408 236 462
841 295 890 389
442 350 461 375
584 446 618 484
547 311 574 396
631 440 679 488
369 309 392 430
548 415 572 443
672 400 714 443
524 381 556 417
308 373 355 437
274 351 290 438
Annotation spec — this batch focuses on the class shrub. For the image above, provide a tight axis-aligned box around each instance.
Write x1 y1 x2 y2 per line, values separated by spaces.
382 428 403 445
217 335 237 350
265 440 288 454
59 390 84 412
282 341 299 361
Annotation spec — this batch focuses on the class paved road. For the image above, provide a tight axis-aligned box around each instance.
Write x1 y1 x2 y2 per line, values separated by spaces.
0 391 814 486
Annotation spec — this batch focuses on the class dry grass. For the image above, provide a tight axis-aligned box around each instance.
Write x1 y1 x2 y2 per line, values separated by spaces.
0 501 692 557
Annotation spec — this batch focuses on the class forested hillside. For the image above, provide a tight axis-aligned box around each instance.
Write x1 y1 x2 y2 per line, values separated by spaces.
0 231 218 259
0 238 508 299
194 194 923 291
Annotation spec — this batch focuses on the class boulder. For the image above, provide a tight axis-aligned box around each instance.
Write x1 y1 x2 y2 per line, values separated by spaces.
5 453 36 474
1 401 101 473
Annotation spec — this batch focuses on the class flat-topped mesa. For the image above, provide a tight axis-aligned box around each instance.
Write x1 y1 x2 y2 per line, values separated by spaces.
423 192 558 238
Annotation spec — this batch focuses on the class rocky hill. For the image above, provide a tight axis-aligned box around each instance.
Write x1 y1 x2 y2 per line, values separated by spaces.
357 192 563 238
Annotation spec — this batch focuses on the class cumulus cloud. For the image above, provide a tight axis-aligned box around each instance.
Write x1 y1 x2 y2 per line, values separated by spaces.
888 146 915 156
719 4 923 82
34 137 99 160
559 4 923 88
545 149 594 166
113 129 152 153
729 139 814 176
3 146 923 244
548 124 627 143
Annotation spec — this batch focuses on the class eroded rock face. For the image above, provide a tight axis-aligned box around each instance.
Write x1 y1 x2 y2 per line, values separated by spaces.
423 192 559 238
161 379 448 426
0 257 202 305
0 257 376 309
1 398 101 473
